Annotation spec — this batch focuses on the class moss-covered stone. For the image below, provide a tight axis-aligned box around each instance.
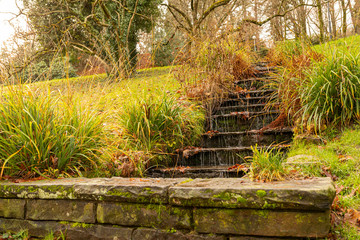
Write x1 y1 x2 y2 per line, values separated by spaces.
97 202 191 229
0 218 133 240
0 199 25 219
194 208 331 238
26 200 95 223
169 178 336 210
132 228 225 240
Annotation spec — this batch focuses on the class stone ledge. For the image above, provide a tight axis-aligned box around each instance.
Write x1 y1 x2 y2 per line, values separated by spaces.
0 178 186 204
169 177 335 210
0 177 335 239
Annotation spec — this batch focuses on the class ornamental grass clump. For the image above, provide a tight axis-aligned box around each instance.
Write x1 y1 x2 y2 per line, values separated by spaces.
0 88 104 179
248 146 288 182
301 53 360 131
119 95 204 164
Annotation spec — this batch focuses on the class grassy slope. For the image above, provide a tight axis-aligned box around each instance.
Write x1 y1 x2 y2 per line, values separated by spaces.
23 66 179 117
0 66 186 177
288 35 360 239
312 34 360 56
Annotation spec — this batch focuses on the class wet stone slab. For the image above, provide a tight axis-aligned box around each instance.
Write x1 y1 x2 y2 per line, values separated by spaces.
169 177 335 211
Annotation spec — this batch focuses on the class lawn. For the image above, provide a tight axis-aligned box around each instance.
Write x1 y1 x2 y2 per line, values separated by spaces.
285 35 360 239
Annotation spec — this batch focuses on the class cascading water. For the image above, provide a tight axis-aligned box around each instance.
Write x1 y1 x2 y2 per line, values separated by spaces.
147 62 294 178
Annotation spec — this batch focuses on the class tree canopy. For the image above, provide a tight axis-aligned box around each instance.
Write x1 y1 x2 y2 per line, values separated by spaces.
22 0 161 77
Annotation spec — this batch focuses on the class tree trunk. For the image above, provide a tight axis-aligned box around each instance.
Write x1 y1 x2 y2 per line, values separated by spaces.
329 0 337 39
349 0 360 34
316 0 325 43
298 0 308 39
340 0 347 37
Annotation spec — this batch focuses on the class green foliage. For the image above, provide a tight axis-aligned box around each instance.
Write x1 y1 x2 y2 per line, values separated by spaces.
22 58 77 83
269 40 305 65
300 53 360 130
0 230 29 240
175 36 254 104
248 146 288 182
23 0 161 77
0 88 104 178
153 31 185 67
119 95 204 162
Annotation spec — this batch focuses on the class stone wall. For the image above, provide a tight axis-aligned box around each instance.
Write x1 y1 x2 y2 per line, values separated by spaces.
0 177 335 239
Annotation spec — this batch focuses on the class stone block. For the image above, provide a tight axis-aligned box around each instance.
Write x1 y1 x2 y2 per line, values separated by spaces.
194 208 330 238
132 228 225 240
0 179 76 199
0 199 25 219
229 237 287 240
97 202 191 229
73 177 185 204
169 178 335 211
0 218 64 238
0 218 133 240
0 178 186 204
65 223 133 240
27 200 95 223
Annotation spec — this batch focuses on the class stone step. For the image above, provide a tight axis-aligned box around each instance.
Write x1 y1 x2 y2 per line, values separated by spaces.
228 89 276 98
210 111 279 132
253 66 277 72
202 128 293 148
253 61 271 67
220 96 274 107
177 145 290 167
146 166 245 178
235 76 276 89
214 102 279 115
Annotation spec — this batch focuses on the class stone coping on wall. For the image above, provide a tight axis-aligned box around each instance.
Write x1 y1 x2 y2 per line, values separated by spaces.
0 177 336 239
0 177 335 210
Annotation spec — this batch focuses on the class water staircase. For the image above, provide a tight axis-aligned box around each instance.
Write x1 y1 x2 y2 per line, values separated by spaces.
149 62 293 178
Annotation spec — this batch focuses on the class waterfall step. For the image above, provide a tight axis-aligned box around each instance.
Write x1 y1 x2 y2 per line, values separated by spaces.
220 96 274 107
214 102 279 114
202 128 293 148
211 111 279 132
253 66 277 72
235 77 276 89
228 89 276 98
147 166 246 178
177 145 290 167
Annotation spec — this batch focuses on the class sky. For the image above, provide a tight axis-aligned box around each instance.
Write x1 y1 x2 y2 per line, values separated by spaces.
0 0 25 45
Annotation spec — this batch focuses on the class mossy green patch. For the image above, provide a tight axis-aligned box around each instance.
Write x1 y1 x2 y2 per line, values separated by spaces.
179 179 193 185
106 189 132 198
71 222 94 229
256 190 267 198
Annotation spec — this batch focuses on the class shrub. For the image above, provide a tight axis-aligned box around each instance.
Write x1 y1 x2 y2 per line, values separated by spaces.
174 36 254 104
300 53 360 131
267 40 305 65
49 57 77 80
21 57 77 83
0 89 104 179
118 95 204 167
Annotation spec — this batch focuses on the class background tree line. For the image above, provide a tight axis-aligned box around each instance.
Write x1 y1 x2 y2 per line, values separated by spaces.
1 0 360 82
